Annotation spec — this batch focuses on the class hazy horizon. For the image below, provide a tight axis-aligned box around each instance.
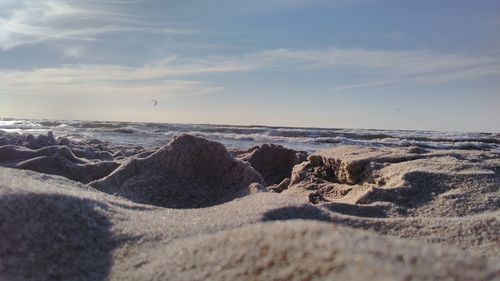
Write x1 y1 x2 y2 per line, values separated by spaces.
1 0 499 132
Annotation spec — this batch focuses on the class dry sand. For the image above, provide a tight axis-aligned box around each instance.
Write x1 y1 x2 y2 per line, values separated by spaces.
0 133 499 280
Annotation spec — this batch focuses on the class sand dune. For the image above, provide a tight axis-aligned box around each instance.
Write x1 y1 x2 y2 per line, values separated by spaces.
0 133 499 280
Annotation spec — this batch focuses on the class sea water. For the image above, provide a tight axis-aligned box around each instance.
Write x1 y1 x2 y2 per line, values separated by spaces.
1 118 498 153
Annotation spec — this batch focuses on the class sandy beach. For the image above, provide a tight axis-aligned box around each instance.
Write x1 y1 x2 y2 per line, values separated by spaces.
0 131 499 280
1 0 499 279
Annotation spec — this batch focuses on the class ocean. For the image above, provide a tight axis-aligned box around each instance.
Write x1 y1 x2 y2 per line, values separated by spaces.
1 117 499 153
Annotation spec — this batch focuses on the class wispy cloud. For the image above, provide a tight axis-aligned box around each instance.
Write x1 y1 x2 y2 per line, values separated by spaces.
0 0 191 50
0 0 382 51
0 63 224 100
0 46 498 100
156 47 500 90
248 48 493 72
254 48 500 91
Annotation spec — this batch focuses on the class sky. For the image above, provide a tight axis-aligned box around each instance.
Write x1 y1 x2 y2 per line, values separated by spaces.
0 0 499 132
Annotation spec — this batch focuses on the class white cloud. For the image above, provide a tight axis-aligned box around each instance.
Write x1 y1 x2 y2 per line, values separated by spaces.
0 0 191 50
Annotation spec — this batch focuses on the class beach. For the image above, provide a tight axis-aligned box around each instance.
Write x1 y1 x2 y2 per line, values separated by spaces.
0 126 499 281
1 0 498 279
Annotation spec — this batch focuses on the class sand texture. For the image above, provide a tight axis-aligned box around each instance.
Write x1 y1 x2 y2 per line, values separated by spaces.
0 133 499 281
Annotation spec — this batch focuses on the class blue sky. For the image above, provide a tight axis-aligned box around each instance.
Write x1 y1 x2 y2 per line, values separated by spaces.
0 0 499 132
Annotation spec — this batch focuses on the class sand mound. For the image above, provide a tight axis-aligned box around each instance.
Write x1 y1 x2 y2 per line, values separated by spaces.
0 131 148 162
27 132 58 149
91 134 265 208
71 148 114 161
355 155 500 217
17 157 120 184
147 221 499 281
291 145 424 186
286 146 500 217
0 145 84 163
0 193 114 281
0 131 59 149
324 208 500 257
0 130 24 146
0 145 120 184
237 144 307 186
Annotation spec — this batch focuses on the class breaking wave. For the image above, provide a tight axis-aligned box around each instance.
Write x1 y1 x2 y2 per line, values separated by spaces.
1 117 498 153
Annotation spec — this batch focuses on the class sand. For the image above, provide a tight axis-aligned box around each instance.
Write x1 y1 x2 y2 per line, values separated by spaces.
0 133 499 281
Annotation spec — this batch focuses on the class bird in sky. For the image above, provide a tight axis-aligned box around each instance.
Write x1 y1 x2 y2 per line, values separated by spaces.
151 99 158 107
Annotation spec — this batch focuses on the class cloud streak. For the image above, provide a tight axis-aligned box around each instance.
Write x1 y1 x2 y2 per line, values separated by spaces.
0 0 384 51
153 47 500 90
0 0 191 50
248 48 500 91
0 63 224 100
1 46 498 101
